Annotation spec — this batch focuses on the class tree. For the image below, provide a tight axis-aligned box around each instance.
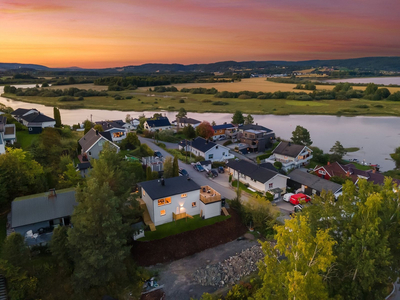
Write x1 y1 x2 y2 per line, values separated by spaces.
2 233 29 268
53 107 62 127
146 166 152 180
83 119 92 134
183 124 196 139
173 156 179 177
120 132 141 150
68 76 76 84
50 226 73 271
391 146 400 168
163 157 173 178
364 83 378 95
232 110 244 125
291 125 312 146
196 121 214 140
244 114 254 125
125 114 132 123
255 215 336 300
59 162 82 188
329 141 347 161
93 124 104 132
68 178 130 293
273 161 282 170
176 107 187 119
211 120 216 126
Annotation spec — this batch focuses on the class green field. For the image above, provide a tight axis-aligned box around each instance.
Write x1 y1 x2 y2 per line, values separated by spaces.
138 214 230 241
344 147 360 152
16 131 40 149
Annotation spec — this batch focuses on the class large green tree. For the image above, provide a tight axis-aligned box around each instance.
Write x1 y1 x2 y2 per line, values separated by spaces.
255 215 336 300
232 110 244 125
68 179 130 294
183 124 196 139
291 125 313 146
120 132 141 150
244 114 254 125
163 156 173 178
329 140 347 161
390 146 400 168
50 226 73 272
53 107 62 128
2 233 29 268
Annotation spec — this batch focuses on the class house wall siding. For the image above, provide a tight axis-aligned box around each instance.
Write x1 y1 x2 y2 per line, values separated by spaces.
264 175 287 193
152 189 200 226
200 201 221 219
204 145 230 162
229 169 266 192
142 188 154 223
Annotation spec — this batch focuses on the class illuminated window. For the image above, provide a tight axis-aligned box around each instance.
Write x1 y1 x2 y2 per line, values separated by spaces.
158 197 171 206
192 202 197 208
160 210 166 216
143 190 146 196
181 194 187 198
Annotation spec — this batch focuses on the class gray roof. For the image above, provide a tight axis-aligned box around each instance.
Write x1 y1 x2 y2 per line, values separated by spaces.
11 108 37 117
174 117 201 125
239 124 272 132
146 117 171 127
273 141 307 158
94 120 126 131
199 160 212 166
11 189 77 228
79 128 103 152
22 112 55 123
226 159 280 183
289 169 342 193
139 176 201 200
190 137 217 153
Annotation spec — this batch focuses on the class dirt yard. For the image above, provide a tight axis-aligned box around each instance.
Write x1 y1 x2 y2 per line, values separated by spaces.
131 208 247 266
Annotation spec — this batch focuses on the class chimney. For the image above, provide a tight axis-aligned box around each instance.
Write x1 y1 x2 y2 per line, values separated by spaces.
372 169 376 174
96 130 99 135
288 142 291 146
48 188 57 199
161 177 165 186
346 171 350 177
327 161 330 165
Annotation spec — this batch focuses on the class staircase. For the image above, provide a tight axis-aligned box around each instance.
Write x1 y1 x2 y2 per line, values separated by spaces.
222 207 230 216
137 198 156 232
0 275 8 300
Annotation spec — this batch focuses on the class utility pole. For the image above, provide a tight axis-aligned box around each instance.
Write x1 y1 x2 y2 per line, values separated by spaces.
185 140 188 164
90 114 92 123
237 169 240 200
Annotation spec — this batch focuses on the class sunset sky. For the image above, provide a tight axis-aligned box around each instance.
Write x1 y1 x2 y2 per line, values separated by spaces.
1 0 399 68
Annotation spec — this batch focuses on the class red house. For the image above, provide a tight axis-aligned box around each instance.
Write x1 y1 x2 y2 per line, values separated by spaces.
313 162 347 180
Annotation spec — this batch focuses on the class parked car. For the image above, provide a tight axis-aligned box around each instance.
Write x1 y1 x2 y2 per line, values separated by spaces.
179 169 188 177
206 169 218 178
289 193 311 205
217 136 226 141
194 164 205 172
154 151 163 158
218 166 225 173
290 204 304 217
283 193 294 202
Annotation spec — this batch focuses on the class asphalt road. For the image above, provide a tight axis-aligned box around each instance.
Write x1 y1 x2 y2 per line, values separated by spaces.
138 137 293 217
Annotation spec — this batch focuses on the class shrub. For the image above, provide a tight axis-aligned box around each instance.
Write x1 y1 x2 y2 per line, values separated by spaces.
78 96 84 101
212 101 229 105
114 95 123 100
373 104 384 108
126 96 133 99
274 161 283 170
238 94 251 99
202 99 213 103
179 99 185 103
223 140 233 146
58 96 77 102
354 104 369 108
143 130 154 138
257 152 272 160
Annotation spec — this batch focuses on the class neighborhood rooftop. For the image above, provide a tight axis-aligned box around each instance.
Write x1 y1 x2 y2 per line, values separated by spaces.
95 120 125 131
79 128 113 152
212 124 235 130
273 141 306 157
11 188 77 228
146 117 171 127
226 159 280 183
239 124 272 132
188 137 218 152
21 112 55 123
289 169 342 193
11 108 37 116
139 176 201 200
173 117 201 124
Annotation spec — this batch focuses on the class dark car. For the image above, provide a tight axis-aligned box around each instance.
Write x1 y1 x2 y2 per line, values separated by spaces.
195 164 205 172
211 169 218 177
179 169 188 177
154 151 163 158
218 166 225 173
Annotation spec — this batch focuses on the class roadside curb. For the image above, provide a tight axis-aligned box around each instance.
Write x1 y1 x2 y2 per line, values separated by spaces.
386 278 398 300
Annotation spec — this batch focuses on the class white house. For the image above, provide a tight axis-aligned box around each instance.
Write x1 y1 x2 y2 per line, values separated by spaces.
78 128 120 161
11 108 55 134
94 120 127 142
139 176 222 226
226 159 289 199
172 117 201 129
178 137 234 162
144 117 172 132
266 141 313 172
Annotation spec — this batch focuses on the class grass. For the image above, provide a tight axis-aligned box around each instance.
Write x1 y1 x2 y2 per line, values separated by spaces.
383 169 400 180
231 180 264 197
3 79 400 116
342 160 373 170
16 130 40 149
344 147 360 152
138 214 230 241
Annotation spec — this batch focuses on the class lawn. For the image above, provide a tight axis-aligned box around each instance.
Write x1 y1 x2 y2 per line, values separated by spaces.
16 131 40 149
138 214 230 241
344 147 360 152
342 160 374 171
3 78 400 116
231 180 268 199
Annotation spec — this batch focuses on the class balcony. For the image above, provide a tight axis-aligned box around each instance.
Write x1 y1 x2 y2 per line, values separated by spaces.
200 186 221 204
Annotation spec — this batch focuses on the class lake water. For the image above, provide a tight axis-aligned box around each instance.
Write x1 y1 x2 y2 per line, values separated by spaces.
322 77 400 85
1 85 399 171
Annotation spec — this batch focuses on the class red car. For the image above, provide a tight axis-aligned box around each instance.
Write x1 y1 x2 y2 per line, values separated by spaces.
289 193 311 205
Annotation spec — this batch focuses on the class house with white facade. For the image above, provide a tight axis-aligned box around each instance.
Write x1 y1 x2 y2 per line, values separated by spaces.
172 117 201 129
178 137 234 162
226 159 288 199
0 115 16 154
266 141 313 172
11 108 55 134
78 128 120 161
139 176 222 226
144 117 172 132
130 118 140 130
94 120 127 142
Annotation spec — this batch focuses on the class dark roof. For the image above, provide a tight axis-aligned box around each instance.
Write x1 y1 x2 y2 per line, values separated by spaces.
99 131 112 142
11 108 36 117
94 120 125 131
146 117 171 128
342 164 400 185
273 141 307 158
190 137 217 152
174 117 201 125
22 112 55 123
77 162 92 171
289 169 342 193
140 176 201 199
212 124 235 131
11 189 77 228
79 128 103 152
239 124 272 132
315 162 346 178
199 160 212 166
259 162 278 172
226 159 280 183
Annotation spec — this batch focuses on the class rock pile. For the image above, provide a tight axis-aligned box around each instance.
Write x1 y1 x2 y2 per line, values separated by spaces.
193 245 264 287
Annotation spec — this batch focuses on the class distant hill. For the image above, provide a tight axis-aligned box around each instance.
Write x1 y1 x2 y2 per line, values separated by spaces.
1 57 400 73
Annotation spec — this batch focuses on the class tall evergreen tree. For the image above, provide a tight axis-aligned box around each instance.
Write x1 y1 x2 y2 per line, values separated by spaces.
232 110 244 125
53 107 62 127
173 155 179 177
50 226 73 272
291 125 313 146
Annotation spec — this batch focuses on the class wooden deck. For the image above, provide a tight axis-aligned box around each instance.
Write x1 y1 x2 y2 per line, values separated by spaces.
137 198 156 231
172 212 193 221
200 185 222 204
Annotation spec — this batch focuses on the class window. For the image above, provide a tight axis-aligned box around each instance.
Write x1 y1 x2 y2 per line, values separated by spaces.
319 170 326 175
269 183 273 189
208 154 213 159
181 193 187 198
143 190 146 196
158 197 171 206
192 202 197 208
88 151 92 156
222 152 225 155
113 131 124 138
160 210 166 216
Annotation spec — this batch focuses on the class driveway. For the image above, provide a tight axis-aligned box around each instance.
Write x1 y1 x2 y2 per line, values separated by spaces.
146 238 257 300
